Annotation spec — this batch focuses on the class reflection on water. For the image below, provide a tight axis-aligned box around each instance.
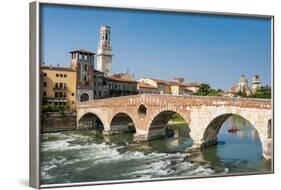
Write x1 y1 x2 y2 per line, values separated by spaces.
40 115 271 185
201 115 269 173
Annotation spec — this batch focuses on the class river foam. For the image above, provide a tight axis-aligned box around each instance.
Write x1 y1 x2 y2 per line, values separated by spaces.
41 132 216 184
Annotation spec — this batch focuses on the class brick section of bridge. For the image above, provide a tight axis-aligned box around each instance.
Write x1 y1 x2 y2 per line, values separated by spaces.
76 94 272 159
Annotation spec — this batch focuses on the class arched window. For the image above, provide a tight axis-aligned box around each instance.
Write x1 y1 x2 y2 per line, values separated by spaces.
80 93 89 102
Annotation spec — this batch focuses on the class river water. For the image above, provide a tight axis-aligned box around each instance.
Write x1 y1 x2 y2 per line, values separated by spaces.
40 115 271 185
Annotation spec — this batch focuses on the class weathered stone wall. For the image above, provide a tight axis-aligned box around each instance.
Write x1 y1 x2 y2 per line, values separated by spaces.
41 112 76 132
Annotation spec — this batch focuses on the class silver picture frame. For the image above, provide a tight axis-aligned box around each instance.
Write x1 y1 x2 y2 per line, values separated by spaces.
30 1 274 188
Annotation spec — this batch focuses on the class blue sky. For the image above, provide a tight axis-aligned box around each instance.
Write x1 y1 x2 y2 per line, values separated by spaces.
41 4 272 90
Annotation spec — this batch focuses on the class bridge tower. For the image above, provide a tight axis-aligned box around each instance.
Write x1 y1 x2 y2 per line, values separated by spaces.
97 25 113 77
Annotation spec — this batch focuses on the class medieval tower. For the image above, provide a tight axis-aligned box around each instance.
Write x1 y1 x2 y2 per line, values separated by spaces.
97 25 113 77
70 49 95 101
252 75 261 93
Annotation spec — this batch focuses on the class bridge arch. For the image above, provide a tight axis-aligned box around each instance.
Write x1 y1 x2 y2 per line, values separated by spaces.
147 110 190 140
77 112 105 130
201 113 257 147
201 112 269 159
109 112 136 134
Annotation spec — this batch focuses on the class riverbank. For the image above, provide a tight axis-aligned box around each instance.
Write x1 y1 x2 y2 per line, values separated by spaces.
41 112 76 133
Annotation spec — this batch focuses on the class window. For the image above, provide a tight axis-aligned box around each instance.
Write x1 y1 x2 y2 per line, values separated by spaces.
43 82 47 87
105 33 108 40
63 92 67 98
63 102 66 105
123 85 125 90
59 92 63 98
79 54 82 59
99 91 101 97
80 93 89 101
84 64 88 71
54 102 58 105
72 93 74 96
56 74 59 77
72 101 75 104
43 73 47 76
54 92 59 97
64 74 67 78
43 91 47 96
94 91 96 96
60 74 63 77
59 83 63 89
84 55 88 61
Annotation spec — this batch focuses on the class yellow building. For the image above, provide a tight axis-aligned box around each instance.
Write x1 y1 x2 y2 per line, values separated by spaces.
41 65 77 110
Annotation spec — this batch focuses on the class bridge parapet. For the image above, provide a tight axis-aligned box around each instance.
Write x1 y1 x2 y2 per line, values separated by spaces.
76 94 271 109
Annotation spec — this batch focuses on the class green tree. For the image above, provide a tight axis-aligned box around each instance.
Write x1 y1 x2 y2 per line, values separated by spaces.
236 89 247 97
194 83 222 96
250 85 271 99
194 83 211 96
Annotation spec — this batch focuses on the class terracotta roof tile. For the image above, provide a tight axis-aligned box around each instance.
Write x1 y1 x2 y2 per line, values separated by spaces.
107 76 137 83
41 65 76 72
150 78 171 85
138 82 157 89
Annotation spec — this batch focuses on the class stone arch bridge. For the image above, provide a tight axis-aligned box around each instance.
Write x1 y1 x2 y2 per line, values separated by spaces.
76 94 272 159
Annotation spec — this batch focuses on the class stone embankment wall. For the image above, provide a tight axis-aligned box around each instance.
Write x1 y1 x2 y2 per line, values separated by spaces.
41 112 76 133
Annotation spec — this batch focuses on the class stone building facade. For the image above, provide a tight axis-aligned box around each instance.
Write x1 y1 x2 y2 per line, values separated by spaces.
93 70 138 99
93 69 109 99
107 76 138 97
138 77 200 95
41 65 77 109
137 81 158 94
70 49 95 102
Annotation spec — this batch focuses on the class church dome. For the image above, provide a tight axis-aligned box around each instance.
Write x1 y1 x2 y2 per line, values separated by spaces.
239 74 248 83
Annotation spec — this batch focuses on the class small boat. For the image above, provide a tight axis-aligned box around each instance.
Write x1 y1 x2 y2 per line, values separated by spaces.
228 126 239 133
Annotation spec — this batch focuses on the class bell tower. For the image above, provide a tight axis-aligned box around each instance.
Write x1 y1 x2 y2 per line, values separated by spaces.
97 25 113 77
